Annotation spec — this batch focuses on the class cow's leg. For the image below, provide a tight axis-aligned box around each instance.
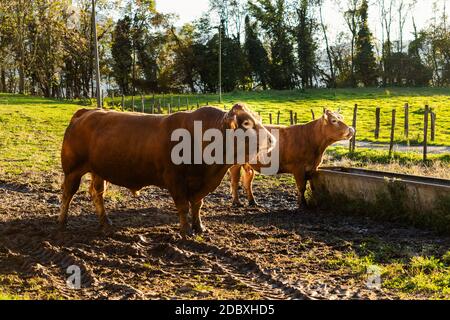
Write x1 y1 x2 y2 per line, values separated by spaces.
89 173 112 230
229 165 243 207
191 199 206 234
242 164 257 206
293 168 308 210
58 172 83 229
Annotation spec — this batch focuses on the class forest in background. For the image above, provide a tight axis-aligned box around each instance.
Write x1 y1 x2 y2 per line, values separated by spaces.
1 0 450 98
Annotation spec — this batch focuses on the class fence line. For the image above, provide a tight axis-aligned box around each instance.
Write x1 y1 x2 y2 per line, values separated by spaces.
105 96 441 162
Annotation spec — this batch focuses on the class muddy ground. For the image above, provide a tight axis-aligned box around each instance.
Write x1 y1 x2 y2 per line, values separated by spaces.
0 173 449 300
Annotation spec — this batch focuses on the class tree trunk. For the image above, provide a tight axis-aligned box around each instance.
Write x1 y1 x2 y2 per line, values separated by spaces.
0 66 3 92
320 6 335 88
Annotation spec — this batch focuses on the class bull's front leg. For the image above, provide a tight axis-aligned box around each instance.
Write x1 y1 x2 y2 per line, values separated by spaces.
191 199 206 234
293 168 308 211
172 196 193 239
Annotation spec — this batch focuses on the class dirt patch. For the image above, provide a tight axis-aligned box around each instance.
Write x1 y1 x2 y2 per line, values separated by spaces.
0 173 449 300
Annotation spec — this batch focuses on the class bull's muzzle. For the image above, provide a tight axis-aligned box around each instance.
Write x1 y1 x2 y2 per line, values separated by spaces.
347 127 356 139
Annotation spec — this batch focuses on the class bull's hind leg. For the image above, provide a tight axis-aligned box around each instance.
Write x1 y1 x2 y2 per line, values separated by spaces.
191 199 205 234
59 172 83 229
293 168 308 210
242 164 257 206
89 174 112 230
230 165 242 207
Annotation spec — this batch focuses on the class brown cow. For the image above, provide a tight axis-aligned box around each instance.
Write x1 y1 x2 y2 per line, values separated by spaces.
230 110 355 208
59 104 275 238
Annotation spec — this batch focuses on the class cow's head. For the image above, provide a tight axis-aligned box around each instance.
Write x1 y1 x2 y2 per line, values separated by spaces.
224 103 276 163
322 109 355 142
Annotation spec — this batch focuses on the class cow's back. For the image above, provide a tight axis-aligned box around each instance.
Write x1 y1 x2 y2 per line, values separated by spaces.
62 107 229 196
62 109 170 190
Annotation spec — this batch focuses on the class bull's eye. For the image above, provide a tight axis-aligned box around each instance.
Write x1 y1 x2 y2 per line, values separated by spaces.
331 119 338 124
242 120 253 129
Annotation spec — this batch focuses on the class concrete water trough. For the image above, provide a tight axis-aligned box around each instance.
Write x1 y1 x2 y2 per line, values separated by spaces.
311 167 450 233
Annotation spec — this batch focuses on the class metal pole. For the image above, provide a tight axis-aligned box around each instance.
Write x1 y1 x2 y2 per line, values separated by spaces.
218 22 222 104
92 0 102 109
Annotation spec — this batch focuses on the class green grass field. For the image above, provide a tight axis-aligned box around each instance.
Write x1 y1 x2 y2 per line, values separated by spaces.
106 87 450 147
0 94 81 179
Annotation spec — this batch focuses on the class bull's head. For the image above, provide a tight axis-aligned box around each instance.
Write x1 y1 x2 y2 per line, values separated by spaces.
322 109 355 142
224 103 276 164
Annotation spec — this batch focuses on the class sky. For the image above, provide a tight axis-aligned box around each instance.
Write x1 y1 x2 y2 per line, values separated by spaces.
155 0 448 43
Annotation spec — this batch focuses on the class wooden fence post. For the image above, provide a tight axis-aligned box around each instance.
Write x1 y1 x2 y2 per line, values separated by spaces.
423 105 429 162
158 98 161 113
121 95 124 112
350 104 358 152
430 110 436 142
111 92 115 107
168 103 171 114
141 95 145 113
290 110 294 125
375 107 381 139
404 103 409 139
150 96 154 114
294 112 298 124
389 109 396 158
269 113 273 124
277 111 280 125
132 95 135 112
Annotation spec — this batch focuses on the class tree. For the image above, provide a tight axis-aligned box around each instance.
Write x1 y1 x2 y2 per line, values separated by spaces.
318 2 336 88
354 0 378 86
343 0 361 87
249 0 297 90
170 24 197 92
111 16 132 95
244 15 270 89
296 0 317 89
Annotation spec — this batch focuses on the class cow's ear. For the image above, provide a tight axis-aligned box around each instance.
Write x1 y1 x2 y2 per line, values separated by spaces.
323 109 331 121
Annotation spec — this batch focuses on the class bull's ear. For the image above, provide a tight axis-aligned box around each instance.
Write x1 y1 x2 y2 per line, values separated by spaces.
323 109 331 121
224 112 238 129
225 104 245 129
230 103 245 115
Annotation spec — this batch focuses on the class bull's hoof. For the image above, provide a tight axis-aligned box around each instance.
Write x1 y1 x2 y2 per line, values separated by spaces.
57 217 67 231
248 199 259 207
296 202 308 212
192 223 207 235
232 200 243 208
99 218 114 233
57 223 67 233
180 225 194 240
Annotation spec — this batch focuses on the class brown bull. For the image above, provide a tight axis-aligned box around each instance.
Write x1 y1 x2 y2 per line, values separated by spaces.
59 104 275 238
230 110 355 208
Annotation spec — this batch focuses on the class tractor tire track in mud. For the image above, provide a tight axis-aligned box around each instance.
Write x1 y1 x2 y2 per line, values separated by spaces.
1 177 450 299
167 239 314 300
